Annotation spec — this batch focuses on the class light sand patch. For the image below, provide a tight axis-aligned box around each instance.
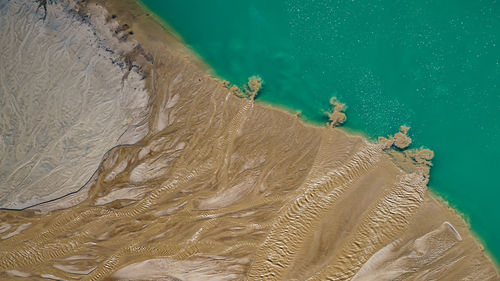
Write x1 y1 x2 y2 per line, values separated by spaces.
113 257 248 281
1 222 31 240
0 0 149 209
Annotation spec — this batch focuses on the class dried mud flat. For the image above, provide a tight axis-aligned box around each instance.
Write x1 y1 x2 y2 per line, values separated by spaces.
0 0 498 280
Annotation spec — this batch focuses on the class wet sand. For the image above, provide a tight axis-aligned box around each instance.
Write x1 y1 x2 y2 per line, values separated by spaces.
0 0 498 280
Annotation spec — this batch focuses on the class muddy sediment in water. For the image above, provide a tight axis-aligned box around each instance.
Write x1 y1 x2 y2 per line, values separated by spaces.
0 0 498 280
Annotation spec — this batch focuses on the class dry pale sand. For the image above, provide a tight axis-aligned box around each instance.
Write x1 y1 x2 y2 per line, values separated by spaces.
0 0 150 209
0 0 498 280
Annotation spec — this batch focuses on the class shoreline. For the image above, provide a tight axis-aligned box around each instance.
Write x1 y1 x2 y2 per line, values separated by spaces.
0 0 497 279
428 188 500 269
132 0 380 145
131 0 500 269
130 0 213 74
132 0 432 148
55 0 500 271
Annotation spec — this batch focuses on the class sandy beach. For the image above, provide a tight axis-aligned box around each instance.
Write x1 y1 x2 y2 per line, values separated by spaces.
0 0 498 280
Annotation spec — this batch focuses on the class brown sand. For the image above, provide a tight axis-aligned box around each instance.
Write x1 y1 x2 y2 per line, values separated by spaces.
327 97 347 128
0 0 498 280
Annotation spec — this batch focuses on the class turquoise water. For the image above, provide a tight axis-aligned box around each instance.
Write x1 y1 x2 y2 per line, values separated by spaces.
140 0 500 263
